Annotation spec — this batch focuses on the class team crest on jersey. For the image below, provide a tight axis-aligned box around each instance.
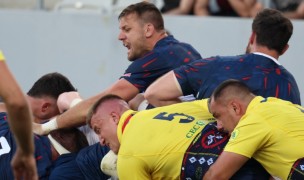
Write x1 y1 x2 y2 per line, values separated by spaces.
230 129 240 140
201 129 228 149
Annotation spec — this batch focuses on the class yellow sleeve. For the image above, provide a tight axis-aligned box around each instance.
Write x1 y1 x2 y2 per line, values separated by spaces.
117 155 151 180
224 115 271 157
0 50 5 61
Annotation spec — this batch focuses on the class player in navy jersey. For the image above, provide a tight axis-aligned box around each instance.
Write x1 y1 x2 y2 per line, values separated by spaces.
48 128 89 180
145 8 301 107
120 35 201 92
0 112 88 179
0 72 85 179
0 112 51 180
34 1 202 138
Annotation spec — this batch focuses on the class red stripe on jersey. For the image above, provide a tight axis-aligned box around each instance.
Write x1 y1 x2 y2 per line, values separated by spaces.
175 73 182 79
276 68 281 75
276 85 279 97
142 58 157 68
122 114 134 134
264 77 268 89
288 83 291 96
242 76 251 80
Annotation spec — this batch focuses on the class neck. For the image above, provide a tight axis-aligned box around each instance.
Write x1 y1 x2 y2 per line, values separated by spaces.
251 45 280 60
149 31 167 50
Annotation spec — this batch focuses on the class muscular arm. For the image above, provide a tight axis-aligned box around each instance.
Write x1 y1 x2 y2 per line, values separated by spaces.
228 0 257 17
0 52 37 179
203 152 249 180
43 78 139 131
0 60 34 156
145 71 182 107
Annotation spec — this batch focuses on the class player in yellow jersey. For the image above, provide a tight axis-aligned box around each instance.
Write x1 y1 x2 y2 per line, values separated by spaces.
87 94 269 179
205 79 304 180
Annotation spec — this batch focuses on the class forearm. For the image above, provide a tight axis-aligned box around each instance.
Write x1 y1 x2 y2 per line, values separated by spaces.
57 94 101 128
146 96 182 107
6 98 34 155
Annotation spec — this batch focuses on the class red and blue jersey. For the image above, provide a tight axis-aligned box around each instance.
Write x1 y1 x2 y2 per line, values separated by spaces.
0 112 52 180
120 35 202 93
174 53 301 105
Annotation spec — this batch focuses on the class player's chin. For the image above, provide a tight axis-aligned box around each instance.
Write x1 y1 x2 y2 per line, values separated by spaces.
127 54 136 62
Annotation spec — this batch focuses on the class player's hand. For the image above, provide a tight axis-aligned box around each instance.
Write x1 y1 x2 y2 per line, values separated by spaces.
57 91 82 113
32 122 44 135
11 148 38 180
32 118 58 135
100 150 118 178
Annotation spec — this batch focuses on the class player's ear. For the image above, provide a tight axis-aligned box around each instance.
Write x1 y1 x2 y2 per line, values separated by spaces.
41 102 51 113
110 112 120 125
230 101 241 115
145 23 154 38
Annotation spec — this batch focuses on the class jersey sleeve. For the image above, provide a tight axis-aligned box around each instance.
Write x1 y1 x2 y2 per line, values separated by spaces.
118 155 151 179
120 51 174 92
173 59 216 97
224 115 271 158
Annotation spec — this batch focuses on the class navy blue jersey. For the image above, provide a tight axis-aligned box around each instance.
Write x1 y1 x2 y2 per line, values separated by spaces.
49 153 85 180
76 143 110 180
121 35 202 93
0 112 52 180
174 53 301 105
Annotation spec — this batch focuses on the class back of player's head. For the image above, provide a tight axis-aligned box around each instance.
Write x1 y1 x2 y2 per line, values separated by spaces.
252 8 293 54
87 94 125 127
50 127 88 153
27 72 77 99
211 79 252 104
118 1 164 31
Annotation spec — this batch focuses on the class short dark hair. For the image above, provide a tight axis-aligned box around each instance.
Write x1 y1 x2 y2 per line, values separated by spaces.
252 8 293 54
212 79 251 102
86 94 124 127
50 127 88 153
118 1 164 31
27 72 77 99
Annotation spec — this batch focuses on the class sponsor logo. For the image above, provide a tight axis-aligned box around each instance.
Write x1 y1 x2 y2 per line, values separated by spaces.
231 129 240 140
186 120 205 138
